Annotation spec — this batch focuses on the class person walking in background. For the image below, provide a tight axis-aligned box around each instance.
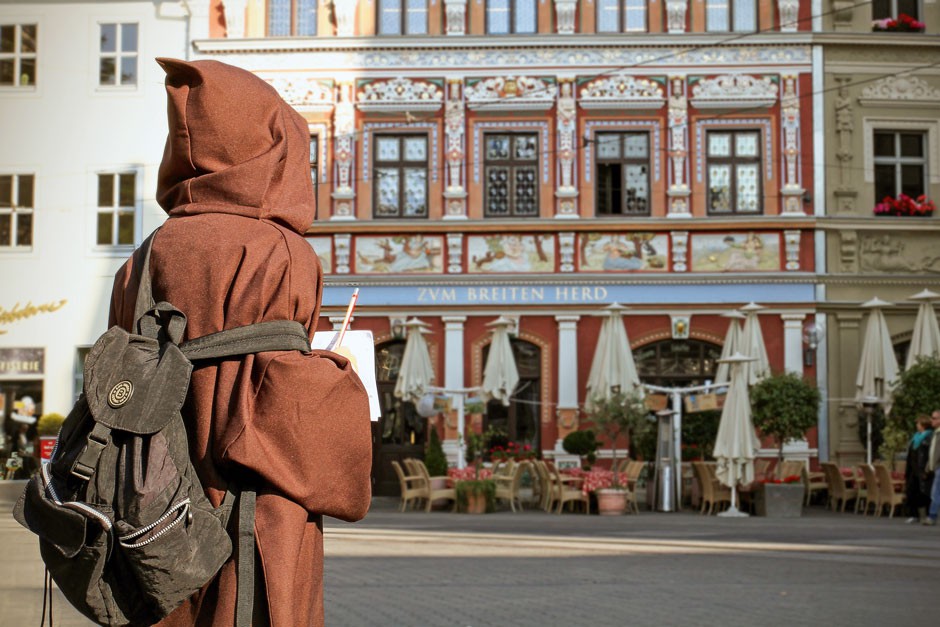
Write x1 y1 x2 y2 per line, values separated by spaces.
904 415 933 524
925 411 940 526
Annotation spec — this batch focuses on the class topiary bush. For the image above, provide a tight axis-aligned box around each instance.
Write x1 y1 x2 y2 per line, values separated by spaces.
880 356 940 463
562 429 598 465
425 427 448 477
750 372 820 475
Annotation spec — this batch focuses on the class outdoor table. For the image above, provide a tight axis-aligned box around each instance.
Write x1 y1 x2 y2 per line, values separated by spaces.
561 468 629 495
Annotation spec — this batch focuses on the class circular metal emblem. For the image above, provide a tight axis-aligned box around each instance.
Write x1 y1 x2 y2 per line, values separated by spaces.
108 380 134 408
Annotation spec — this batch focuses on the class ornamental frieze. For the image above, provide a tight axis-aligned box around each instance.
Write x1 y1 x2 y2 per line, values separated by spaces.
690 74 778 109
465 76 556 111
858 76 940 107
262 77 334 111
578 75 666 110
356 77 444 112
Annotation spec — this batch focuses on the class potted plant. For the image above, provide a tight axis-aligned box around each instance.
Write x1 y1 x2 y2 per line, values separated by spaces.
562 429 598 468
425 428 450 509
750 372 821 516
752 474 804 517
36 412 65 462
457 427 495 513
584 389 648 515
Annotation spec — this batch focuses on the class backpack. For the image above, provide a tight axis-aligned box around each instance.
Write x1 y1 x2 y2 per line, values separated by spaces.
12 232 311 626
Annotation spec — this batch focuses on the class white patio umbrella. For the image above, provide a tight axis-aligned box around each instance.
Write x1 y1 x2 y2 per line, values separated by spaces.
713 352 760 518
905 289 940 371
482 317 519 406
856 297 899 463
714 311 747 386
585 303 643 410
393 318 435 405
740 302 771 386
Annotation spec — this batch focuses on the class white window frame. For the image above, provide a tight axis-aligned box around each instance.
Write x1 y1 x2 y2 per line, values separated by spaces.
862 118 939 185
377 0 429 35
0 23 37 89
486 0 537 34
705 0 757 32
93 168 140 252
97 22 138 88
0 172 35 251
267 0 319 36
596 0 647 33
872 0 921 20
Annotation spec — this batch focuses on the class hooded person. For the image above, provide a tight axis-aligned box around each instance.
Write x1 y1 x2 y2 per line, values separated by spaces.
108 58 373 626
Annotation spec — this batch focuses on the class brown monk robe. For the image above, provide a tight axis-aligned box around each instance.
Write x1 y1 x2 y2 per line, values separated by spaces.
108 58 372 626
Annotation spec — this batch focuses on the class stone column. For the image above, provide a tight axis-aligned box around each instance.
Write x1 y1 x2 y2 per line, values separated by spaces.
442 316 467 464
443 78 468 219
780 75 805 215
834 312 864 462
334 0 358 36
665 0 687 33
222 0 248 37
777 0 799 31
332 81 356 220
555 0 577 34
555 315 580 453
444 0 468 35
667 76 691 218
555 78 578 218
781 313 806 375
833 76 857 214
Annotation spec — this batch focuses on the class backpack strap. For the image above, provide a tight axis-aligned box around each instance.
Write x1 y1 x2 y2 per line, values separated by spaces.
180 320 311 361
235 487 256 627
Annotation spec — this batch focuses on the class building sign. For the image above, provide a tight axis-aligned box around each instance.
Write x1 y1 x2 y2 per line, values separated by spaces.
322 282 816 308
0 300 67 335
0 348 45 376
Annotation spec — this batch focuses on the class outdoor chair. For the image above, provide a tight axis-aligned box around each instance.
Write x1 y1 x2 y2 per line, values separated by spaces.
412 458 457 513
692 461 731 515
873 463 906 518
821 462 858 513
391 460 425 512
754 458 773 480
495 460 527 512
547 465 589 514
779 459 805 479
856 464 878 515
803 466 828 507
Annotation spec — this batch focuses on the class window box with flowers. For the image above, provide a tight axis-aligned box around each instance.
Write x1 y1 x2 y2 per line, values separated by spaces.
754 475 804 517
872 14 926 32
873 194 935 217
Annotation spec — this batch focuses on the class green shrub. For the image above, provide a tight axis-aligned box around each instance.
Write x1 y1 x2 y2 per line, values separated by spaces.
425 428 448 477
562 429 598 464
750 372 820 473
455 479 496 512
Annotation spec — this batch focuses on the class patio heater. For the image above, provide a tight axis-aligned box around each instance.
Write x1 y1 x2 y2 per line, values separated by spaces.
653 408 678 512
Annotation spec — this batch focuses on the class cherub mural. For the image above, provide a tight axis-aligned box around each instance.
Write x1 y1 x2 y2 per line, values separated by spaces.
690 232 780 272
355 235 443 274
580 233 668 272
468 234 554 273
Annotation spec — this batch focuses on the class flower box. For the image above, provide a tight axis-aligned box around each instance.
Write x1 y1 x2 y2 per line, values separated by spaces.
872 14 926 32
873 194 935 217
754 482 804 518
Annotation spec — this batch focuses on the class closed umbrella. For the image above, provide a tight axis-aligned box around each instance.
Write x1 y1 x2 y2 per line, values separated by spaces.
905 289 940 370
856 297 899 463
713 352 760 518
740 302 770 386
714 311 746 386
585 303 643 410
482 317 519 406
393 318 435 404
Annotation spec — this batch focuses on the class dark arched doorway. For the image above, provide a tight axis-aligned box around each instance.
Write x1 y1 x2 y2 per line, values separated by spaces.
373 339 426 496
483 338 541 451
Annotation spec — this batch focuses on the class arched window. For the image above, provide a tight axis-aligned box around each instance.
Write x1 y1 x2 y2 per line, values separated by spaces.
633 339 722 388
483 338 541 449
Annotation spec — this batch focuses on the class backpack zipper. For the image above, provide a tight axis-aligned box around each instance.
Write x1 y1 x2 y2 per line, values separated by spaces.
118 499 191 549
41 464 114 532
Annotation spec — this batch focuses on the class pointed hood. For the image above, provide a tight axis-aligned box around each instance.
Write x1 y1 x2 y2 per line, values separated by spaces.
156 58 315 234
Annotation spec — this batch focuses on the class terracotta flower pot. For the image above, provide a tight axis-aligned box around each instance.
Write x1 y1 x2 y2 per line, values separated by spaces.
464 492 487 514
596 488 628 515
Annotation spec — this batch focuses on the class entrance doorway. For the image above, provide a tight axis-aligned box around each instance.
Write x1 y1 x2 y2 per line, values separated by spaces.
483 338 541 451
373 339 426 496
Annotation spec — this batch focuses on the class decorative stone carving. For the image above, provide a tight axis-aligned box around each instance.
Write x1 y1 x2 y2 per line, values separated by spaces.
465 76 556 111
665 0 687 32
859 234 940 274
446 233 463 273
444 79 466 195
555 0 577 35
780 75 804 215
667 76 691 218
834 76 854 192
784 230 801 271
334 234 351 273
444 0 467 35
832 0 855 30
859 75 940 107
578 75 666 110
671 231 689 272
777 0 799 31
357 77 444 112
222 0 248 38
559 232 575 272
556 79 577 197
690 74 778 109
332 82 355 219
838 229 857 273
333 0 357 36
263 77 334 112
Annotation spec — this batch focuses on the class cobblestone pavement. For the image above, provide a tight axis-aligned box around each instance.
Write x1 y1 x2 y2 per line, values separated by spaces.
3 492 938 626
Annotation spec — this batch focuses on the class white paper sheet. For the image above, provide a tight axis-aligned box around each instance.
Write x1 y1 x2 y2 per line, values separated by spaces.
312 330 381 421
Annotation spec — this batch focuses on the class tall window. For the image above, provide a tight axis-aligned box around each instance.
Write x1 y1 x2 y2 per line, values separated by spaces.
706 130 761 214
378 0 428 34
595 132 650 216
0 24 37 87
705 0 756 31
873 131 927 200
484 133 538 217
268 0 318 36
97 172 136 246
596 0 647 32
99 23 138 86
872 0 920 19
374 135 428 218
0 174 33 249
309 135 318 190
486 0 537 34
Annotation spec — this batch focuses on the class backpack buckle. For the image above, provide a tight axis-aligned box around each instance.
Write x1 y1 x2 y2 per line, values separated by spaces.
70 423 112 482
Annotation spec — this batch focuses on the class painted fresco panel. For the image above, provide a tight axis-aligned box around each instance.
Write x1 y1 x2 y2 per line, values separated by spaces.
307 237 332 274
354 235 444 274
689 232 781 272
467 234 555 273
579 233 669 272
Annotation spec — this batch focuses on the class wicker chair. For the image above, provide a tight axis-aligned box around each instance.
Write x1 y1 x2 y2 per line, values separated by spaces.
856 464 878 515
391 460 425 512
546 464 589 514
411 458 457 513
821 462 858 513
692 461 731 515
802 465 828 506
494 460 526 512
873 463 906 518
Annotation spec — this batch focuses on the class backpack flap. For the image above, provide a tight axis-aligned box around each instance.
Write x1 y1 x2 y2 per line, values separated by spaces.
84 326 193 435
13 469 93 559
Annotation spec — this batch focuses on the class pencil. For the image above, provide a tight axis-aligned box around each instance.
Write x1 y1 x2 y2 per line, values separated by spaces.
334 288 359 349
